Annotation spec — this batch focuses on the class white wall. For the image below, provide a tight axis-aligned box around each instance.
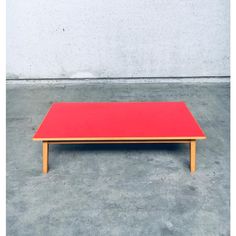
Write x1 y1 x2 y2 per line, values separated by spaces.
7 0 230 79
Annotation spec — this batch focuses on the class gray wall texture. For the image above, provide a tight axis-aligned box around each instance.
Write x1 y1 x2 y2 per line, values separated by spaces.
7 0 230 79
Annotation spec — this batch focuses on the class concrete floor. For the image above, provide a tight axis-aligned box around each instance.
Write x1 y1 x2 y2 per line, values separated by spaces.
6 81 230 236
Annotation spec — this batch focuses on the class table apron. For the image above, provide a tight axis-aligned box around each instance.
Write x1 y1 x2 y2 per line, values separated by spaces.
46 140 194 145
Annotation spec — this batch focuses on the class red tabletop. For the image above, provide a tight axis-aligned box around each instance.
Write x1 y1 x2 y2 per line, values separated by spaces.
33 102 206 141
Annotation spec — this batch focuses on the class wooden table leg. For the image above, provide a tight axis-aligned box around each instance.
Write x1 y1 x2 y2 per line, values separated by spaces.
42 141 49 174
190 140 196 173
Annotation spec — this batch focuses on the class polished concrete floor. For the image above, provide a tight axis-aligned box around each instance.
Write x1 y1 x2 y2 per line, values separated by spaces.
6 81 230 236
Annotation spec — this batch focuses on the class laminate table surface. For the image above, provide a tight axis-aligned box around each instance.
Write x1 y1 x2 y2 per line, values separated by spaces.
33 102 206 141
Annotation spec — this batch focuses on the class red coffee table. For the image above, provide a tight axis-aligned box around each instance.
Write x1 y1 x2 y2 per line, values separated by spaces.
33 102 206 174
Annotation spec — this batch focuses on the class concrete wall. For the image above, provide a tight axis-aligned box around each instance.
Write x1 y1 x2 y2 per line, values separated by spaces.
7 0 230 79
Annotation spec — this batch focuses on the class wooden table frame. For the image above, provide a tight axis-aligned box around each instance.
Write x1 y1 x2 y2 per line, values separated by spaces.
40 138 198 174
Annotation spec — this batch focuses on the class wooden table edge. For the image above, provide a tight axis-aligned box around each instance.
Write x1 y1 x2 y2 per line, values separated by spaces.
32 136 207 141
